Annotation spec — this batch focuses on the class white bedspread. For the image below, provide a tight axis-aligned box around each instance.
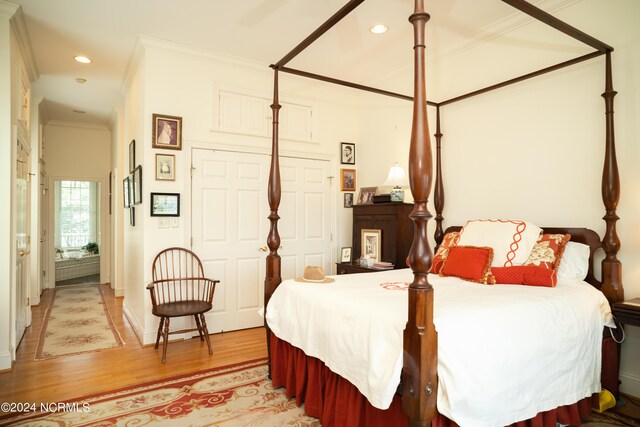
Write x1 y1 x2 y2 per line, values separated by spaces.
265 268 614 427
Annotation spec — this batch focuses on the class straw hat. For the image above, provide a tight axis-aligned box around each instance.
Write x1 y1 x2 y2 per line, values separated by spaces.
294 266 335 283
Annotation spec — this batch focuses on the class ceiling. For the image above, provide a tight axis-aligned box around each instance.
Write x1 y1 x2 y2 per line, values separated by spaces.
10 0 585 127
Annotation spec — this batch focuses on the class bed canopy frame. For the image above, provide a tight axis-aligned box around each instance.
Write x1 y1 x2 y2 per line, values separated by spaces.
264 1 623 425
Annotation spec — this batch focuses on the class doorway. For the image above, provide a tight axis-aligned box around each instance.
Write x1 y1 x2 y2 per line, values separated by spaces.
53 180 102 286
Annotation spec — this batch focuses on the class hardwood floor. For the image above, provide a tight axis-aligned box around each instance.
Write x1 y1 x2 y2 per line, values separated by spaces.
0 284 267 404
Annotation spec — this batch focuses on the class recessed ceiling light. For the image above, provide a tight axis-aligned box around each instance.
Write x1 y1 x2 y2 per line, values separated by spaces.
73 109 86 114
369 24 388 34
74 56 92 64
75 78 87 84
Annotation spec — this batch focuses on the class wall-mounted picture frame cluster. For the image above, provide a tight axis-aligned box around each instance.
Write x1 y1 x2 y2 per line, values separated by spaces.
150 192 180 217
340 143 356 209
124 138 142 226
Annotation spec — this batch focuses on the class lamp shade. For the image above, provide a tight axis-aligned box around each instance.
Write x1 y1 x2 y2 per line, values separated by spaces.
383 163 408 188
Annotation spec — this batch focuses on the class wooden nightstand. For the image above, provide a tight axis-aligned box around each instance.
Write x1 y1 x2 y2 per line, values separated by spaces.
336 262 378 275
612 298 640 327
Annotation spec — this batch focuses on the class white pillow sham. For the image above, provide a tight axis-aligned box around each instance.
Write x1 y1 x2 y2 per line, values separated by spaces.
457 219 542 268
557 241 590 282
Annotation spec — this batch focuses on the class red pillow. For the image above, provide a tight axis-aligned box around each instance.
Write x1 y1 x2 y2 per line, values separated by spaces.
440 246 493 284
525 234 570 273
491 265 557 287
430 232 460 274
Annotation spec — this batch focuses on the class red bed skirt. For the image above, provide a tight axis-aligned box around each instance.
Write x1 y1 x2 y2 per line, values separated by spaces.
270 333 616 427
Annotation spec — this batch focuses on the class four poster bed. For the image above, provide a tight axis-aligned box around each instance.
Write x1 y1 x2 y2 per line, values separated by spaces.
263 1 624 426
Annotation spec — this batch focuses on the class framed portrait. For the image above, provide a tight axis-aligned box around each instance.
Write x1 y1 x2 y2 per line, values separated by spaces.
361 229 382 262
123 176 131 208
150 192 180 217
108 171 112 215
132 165 142 205
340 169 356 191
156 154 175 181
130 206 135 226
344 192 354 208
129 139 136 173
152 113 182 150
341 247 352 263
357 187 377 205
341 142 355 165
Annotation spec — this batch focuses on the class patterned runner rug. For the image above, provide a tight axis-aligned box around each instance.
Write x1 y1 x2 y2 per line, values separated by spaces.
2 359 320 426
35 285 124 360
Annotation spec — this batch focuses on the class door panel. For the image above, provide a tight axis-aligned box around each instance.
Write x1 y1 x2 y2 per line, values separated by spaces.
191 149 331 333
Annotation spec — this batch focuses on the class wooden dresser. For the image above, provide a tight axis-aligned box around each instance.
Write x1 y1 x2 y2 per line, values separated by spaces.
344 202 414 272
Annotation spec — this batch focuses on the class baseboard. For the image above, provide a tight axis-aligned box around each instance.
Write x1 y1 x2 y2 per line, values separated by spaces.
0 351 13 371
122 301 144 346
620 371 640 398
114 287 124 297
31 294 40 306
144 317 191 347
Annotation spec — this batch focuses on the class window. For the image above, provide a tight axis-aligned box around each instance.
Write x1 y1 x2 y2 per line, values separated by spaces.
55 180 99 249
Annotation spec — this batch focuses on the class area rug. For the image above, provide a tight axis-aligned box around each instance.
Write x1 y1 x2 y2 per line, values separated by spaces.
2 359 320 426
34 285 124 360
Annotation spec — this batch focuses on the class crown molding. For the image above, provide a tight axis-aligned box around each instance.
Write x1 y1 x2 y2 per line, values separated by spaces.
0 0 18 19
139 34 269 72
47 119 109 131
121 36 145 93
7 4 39 82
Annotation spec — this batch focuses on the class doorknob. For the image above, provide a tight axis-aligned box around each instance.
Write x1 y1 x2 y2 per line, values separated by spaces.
259 246 283 252
19 250 30 256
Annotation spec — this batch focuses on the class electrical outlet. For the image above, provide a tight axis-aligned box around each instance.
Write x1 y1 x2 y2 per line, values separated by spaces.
171 217 179 228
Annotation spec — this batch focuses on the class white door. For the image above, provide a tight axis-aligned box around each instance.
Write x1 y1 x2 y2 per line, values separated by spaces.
191 148 332 333
16 134 32 343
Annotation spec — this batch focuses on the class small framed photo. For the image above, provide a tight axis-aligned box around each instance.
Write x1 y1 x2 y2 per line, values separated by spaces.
150 192 180 217
156 154 175 181
130 206 135 226
344 192 354 208
341 247 352 263
132 165 142 205
361 229 382 262
152 113 182 150
123 176 131 208
129 139 136 173
357 187 377 205
341 142 355 165
340 169 356 191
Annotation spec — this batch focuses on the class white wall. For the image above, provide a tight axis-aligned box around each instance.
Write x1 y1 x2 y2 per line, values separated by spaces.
110 108 125 297
44 122 112 288
121 39 361 344
0 5 14 371
357 0 640 396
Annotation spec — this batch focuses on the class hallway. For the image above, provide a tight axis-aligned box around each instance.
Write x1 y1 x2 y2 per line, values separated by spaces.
0 285 268 404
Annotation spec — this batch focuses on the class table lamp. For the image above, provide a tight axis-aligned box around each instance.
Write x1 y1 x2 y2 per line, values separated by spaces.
383 163 408 202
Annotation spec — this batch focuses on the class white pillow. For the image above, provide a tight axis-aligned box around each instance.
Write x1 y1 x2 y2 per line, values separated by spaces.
457 219 542 267
557 241 590 282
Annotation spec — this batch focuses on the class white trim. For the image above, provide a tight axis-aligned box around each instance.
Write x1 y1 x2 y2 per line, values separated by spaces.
121 36 145 93
0 350 12 371
9 6 38 81
122 300 143 346
0 1 18 18
46 119 109 131
619 371 640 399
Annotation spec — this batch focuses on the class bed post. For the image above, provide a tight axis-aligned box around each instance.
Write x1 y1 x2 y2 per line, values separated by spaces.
402 1 438 426
601 52 623 303
434 105 444 247
265 68 283 376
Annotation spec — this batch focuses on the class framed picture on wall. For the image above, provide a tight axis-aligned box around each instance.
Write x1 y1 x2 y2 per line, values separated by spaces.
123 176 131 208
340 169 356 191
344 192 354 208
133 165 142 205
152 113 182 150
150 192 180 217
129 139 136 172
130 206 135 226
341 142 355 165
155 154 175 181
